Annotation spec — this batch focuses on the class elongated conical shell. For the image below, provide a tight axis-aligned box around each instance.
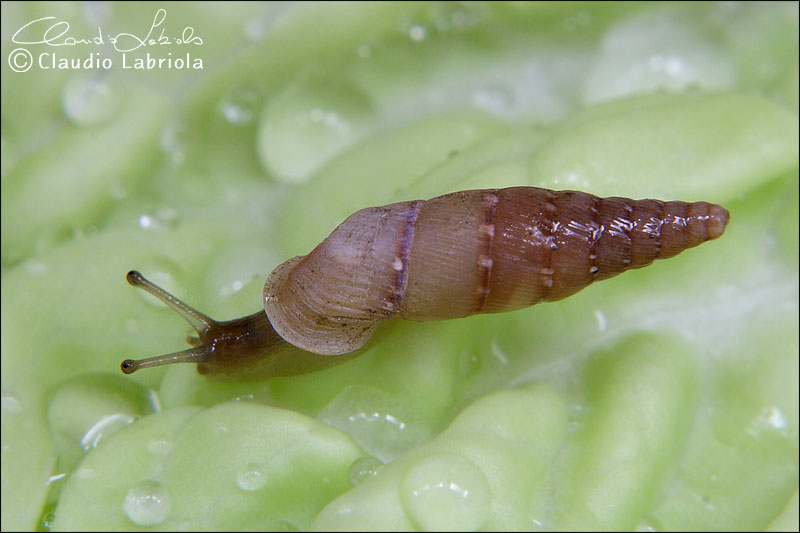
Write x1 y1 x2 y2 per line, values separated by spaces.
264 187 729 355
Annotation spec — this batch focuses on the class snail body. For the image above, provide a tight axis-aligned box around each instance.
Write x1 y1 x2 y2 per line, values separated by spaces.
121 186 729 380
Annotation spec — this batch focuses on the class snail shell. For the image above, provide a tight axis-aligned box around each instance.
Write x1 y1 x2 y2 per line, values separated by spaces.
264 187 729 355
121 186 729 380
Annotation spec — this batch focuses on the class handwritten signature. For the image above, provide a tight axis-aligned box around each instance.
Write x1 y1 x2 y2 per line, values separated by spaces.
12 9 203 53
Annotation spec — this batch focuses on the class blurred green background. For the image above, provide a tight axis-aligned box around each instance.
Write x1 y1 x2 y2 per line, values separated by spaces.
1 2 798 531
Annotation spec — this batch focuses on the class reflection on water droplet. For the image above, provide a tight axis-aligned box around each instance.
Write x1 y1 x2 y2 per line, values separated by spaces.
1 393 21 414
233 394 255 403
471 85 515 116
42 512 55 531
81 413 135 450
640 516 663 531
23 260 48 276
562 10 593 32
700 494 715 511
490 341 509 365
220 89 261 125
47 473 66 485
108 182 128 199
432 2 481 32
408 24 427 42
123 480 171 526
458 350 481 377
357 44 372 58
160 122 187 165
81 1 108 26
594 309 608 332
138 214 155 230
400 453 490 531
75 467 96 481
243 4 291 41
148 439 172 456
348 456 384 485
62 75 117 125
452 10 468 25
236 464 266 492
137 207 180 231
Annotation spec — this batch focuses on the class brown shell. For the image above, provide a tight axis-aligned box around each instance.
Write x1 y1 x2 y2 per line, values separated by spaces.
263 187 729 355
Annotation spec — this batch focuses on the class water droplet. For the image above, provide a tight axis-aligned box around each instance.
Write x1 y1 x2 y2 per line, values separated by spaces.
81 1 108 26
400 453 490 531
583 11 734 103
746 406 789 437
236 464 266 492
233 394 255 403
761 406 787 430
123 480 171 526
204 237 282 306
431 2 482 31
408 24 427 42
23 260 48 276
220 89 261 125
137 207 180 231
62 75 117 126
701 494 715 511
637 516 663 531
42 512 55 530
319 386 432 462
348 456 384 485
1 393 21 414
452 10 468 25
257 79 374 183
471 86 515 116
244 18 268 41
148 439 172 456
357 44 372 59
75 467 96 481
458 350 481 377
243 4 291 41
160 122 188 165
108 182 128 199
562 10 593 32
138 214 155 230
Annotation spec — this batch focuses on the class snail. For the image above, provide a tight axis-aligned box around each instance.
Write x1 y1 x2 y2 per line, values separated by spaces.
121 186 729 381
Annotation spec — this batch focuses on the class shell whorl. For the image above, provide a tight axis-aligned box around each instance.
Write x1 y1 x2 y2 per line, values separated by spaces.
263 187 729 355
